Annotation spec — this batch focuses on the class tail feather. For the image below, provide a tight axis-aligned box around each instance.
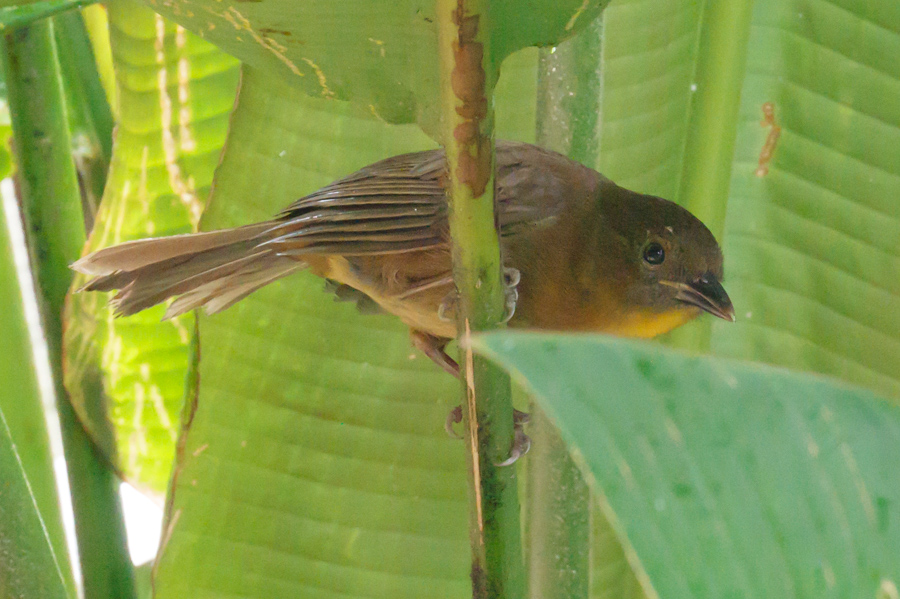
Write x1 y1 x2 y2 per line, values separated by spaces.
71 224 271 275
72 223 303 317
164 259 303 319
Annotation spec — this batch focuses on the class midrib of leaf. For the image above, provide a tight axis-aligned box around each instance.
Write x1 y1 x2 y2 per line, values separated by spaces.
673 1 754 237
63 0 240 495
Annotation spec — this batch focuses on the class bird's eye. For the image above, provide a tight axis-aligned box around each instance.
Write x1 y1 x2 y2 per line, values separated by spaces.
643 242 665 265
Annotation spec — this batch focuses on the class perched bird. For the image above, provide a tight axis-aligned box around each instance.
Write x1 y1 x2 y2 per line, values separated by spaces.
73 141 734 375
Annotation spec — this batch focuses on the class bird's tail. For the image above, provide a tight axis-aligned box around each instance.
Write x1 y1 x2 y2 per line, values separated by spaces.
71 223 304 319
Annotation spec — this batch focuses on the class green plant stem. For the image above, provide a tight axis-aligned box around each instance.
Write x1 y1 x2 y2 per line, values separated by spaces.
524 36 600 599
437 1 525 597
2 20 135 599
526 408 591 599
668 1 753 352
54 8 115 232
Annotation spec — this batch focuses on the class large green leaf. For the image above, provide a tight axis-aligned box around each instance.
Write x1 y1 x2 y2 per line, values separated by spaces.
712 0 900 399
578 0 900 399
533 1 899 595
139 0 604 131
63 0 240 495
472 331 900 599
153 50 537 597
152 66 467 599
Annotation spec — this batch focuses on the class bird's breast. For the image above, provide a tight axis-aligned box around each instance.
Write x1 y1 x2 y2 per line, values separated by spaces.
591 306 700 339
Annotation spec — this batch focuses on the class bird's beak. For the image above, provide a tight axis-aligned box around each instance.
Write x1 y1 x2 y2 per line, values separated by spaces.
663 274 735 322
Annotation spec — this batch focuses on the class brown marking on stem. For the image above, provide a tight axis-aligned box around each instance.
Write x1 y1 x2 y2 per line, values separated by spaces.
756 102 781 177
449 6 491 197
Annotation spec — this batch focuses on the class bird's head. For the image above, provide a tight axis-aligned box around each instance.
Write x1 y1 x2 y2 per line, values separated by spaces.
597 188 735 337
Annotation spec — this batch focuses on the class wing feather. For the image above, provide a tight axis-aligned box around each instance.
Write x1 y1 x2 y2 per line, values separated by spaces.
266 141 584 258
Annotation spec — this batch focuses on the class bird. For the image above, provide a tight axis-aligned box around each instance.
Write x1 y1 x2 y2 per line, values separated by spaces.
72 141 734 374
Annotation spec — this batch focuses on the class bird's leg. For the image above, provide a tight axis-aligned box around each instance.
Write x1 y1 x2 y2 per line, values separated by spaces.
408 330 466 439
445 405 463 439
415 267 528 464
498 266 529 464
409 329 459 376
437 291 457 323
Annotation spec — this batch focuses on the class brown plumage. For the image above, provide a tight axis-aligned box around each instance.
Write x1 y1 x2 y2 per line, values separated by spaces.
74 141 733 371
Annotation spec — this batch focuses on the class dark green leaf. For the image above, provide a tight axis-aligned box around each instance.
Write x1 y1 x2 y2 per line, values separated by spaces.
473 331 900 599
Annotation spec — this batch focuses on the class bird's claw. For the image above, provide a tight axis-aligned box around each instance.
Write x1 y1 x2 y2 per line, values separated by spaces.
502 267 520 324
446 405 531 467
513 408 530 425
437 292 456 323
496 420 531 467
438 267 519 324
503 266 521 288
445 405 463 439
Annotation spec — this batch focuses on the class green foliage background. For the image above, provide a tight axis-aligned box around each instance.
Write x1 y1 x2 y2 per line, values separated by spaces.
0 0 896 597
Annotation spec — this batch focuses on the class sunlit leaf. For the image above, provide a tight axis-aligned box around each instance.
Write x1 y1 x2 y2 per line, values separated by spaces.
139 0 606 131
63 0 240 495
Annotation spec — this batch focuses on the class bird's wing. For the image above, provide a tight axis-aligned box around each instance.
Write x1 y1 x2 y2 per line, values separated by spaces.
266 148 448 256
495 142 600 235
264 141 581 257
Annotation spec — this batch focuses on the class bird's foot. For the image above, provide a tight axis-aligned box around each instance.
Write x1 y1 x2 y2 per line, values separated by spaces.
497 409 531 466
437 266 519 324
438 293 456 323
444 406 531 466
502 267 520 323
497 424 532 467
445 405 463 439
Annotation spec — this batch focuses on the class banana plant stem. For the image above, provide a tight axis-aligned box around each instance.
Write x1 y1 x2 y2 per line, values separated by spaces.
436 1 526 597
524 36 601 599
